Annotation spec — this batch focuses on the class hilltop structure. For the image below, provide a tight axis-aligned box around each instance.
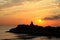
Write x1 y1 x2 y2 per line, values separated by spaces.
30 21 34 26
7 22 60 38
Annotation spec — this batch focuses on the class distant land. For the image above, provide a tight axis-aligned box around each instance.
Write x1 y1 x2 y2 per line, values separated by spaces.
7 21 60 38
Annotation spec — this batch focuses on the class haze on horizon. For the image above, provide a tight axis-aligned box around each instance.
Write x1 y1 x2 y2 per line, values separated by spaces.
0 0 60 26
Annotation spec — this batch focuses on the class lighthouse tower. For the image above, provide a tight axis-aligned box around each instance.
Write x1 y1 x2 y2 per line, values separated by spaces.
30 21 34 27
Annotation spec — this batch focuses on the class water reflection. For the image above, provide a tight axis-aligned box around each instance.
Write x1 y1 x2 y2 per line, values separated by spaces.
16 35 49 40
2 33 60 40
0 26 60 40
16 34 35 39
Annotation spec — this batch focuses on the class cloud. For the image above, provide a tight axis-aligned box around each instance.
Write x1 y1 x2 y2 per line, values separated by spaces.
0 0 23 8
52 8 60 15
43 15 60 20
0 0 57 9
56 0 60 7
0 0 41 8
56 0 60 3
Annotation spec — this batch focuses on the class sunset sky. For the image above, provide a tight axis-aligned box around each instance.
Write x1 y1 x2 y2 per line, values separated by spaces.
0 0 60 26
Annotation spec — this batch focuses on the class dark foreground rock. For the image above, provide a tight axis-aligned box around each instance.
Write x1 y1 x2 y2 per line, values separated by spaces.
7 22 60 38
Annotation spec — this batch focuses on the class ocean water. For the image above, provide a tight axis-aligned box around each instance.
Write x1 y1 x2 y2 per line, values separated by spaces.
0 26 60 40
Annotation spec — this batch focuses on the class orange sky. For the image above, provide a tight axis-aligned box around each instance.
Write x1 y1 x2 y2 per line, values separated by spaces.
0 0 60 26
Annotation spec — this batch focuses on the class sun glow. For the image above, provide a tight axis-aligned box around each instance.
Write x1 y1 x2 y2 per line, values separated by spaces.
38 19 42 23
34 18 43 24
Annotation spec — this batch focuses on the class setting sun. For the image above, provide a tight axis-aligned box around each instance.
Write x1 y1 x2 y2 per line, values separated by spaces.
0 0 60 26
38 19 42 23
33 18 43 25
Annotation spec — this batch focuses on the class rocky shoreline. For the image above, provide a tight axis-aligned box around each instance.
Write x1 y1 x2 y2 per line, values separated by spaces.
7 22 60 38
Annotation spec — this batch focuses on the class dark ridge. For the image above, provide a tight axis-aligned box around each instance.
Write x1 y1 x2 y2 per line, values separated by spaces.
7 21 60 38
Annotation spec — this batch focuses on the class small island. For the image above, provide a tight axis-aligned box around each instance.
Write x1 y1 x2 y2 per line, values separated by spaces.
7 21 60 38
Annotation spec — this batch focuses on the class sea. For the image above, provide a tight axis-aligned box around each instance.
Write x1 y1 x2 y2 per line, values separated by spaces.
0 26 60 40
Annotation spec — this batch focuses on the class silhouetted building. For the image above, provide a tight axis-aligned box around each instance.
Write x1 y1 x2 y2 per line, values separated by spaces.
30 21 34 27
7 21 60 38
